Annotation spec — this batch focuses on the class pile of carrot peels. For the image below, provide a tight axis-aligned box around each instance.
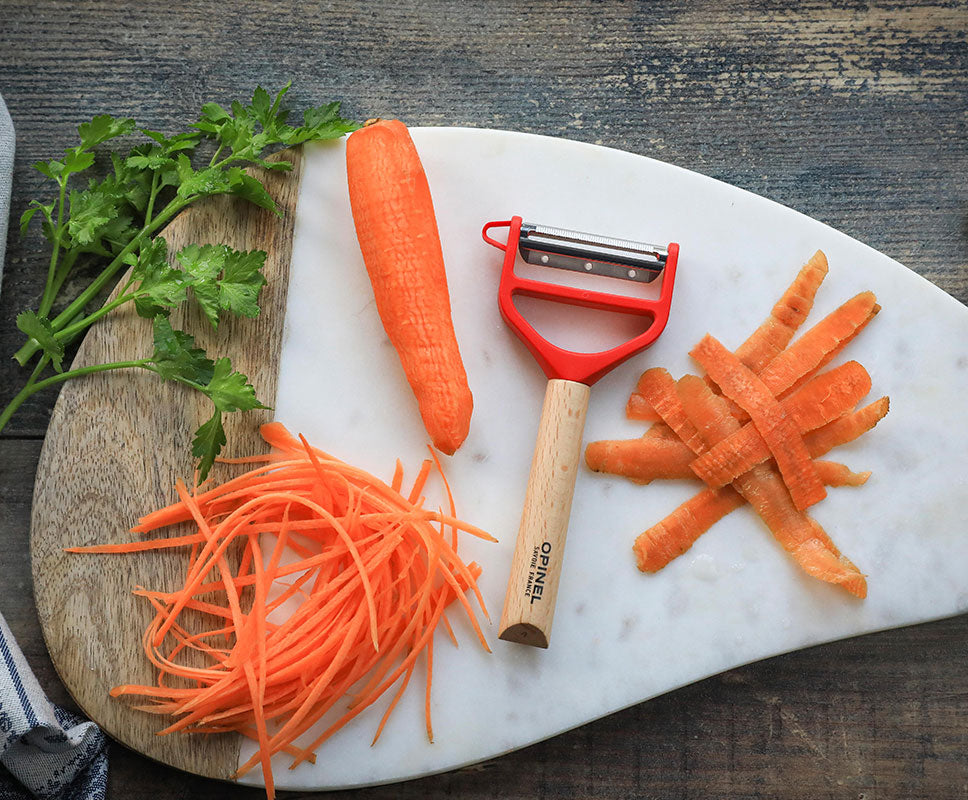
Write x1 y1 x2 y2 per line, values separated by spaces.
68 421 494 798
586 251 889 597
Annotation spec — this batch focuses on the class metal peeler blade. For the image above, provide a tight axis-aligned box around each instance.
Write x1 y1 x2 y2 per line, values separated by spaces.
518 222 668 283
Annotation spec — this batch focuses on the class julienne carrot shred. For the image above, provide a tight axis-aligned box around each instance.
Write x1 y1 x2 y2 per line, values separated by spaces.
589 252 888 596
69 422 494 799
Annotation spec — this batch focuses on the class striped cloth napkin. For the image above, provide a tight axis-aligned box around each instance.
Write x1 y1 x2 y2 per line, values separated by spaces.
0 613 108 799
0 96 109 799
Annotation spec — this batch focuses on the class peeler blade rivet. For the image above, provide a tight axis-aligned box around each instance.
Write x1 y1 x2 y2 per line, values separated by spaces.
584 262 593 271
627 269 636 278
541 255 550 264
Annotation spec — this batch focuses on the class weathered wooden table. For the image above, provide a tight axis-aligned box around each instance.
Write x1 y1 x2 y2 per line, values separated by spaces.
2 2 966 797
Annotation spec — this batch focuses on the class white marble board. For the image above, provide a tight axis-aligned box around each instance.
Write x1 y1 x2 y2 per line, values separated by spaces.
244 128 968 790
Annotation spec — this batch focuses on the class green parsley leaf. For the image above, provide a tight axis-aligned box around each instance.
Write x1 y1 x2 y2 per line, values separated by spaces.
149 317 214 385
217 248 266 318
113 149 161 214
62 149 95 174
150 321 265 479
20 200 54 239
73 171 142 250
189 357 266 480
176 244 267 326
127 130 200 172
16 311 65 372
205 357 267 413
191 409 226 481
94 212 136 256
250 86 273 124
287 102 360 144
226 168 279 213
175 243 222 326
33 159 66 182
130 238 188 318
139 129 200 153
67 186 119 247
161 131 201 155
176 164 236 200
32 117 133 192
77 115 135 149
192 84 357 166
125 152 176 171
197 102 232 126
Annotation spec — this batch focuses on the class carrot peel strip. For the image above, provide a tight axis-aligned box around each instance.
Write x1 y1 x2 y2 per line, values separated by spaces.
675 373 866 595
691 334 826 510
689 360 871 488
735 250 829 373
631 369 705 452
626 251 828 421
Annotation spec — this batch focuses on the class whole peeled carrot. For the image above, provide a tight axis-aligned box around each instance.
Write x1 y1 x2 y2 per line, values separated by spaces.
346 119 473 454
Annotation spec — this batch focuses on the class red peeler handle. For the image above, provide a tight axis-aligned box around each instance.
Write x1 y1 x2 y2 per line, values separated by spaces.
482 216 679 386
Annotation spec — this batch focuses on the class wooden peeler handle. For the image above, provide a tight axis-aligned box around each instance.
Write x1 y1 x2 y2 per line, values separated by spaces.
499 379 590 648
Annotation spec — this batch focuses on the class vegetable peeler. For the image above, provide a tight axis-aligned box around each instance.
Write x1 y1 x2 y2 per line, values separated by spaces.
482 216 679 648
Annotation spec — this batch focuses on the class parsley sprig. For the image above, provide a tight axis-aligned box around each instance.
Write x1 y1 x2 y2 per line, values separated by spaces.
3 85 358 478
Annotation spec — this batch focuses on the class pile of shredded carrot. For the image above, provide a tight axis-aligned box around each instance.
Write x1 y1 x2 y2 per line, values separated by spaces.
586 251 889 597
68 421 494 798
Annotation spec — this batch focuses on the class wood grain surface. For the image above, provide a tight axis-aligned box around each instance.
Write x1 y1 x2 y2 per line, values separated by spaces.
1 1 967 798
30 149 301 779
499 379 590 648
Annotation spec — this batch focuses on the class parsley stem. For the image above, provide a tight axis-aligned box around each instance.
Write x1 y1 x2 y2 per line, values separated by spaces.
13 197 189 366
0 355 53 431
144 171 160 223
52 292 137 343
0 358 153 432
48 198 186 327
49 248 80 302
157 371 206 393
38 180 68 318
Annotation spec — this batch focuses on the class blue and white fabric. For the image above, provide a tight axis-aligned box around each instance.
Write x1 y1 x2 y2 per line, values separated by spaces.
0 613 108 800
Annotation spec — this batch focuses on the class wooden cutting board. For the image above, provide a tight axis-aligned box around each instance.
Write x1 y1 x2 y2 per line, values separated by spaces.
31 130 968 792
30 149 303 781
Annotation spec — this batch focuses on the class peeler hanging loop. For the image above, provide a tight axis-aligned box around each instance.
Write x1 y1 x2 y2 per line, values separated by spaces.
482 219 514 250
